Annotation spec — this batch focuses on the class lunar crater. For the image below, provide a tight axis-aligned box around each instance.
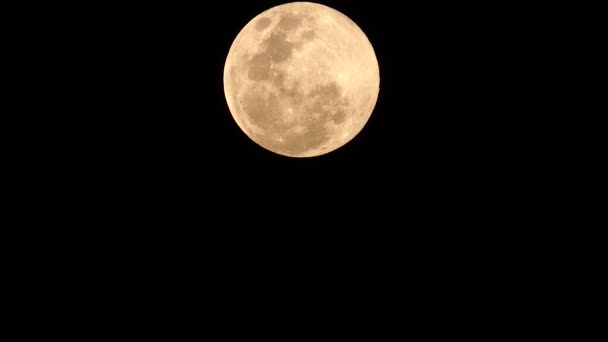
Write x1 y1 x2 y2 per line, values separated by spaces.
278 12 306 31
255 17 272 31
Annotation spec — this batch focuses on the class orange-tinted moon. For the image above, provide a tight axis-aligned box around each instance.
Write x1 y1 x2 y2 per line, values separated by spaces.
224 2 380 157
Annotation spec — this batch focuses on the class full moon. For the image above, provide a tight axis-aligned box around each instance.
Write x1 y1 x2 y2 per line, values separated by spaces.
223 2 380 157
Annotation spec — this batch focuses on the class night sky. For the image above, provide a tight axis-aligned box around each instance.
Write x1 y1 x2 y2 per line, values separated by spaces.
27 0 540 287
20 1 546 306
105 0 515 217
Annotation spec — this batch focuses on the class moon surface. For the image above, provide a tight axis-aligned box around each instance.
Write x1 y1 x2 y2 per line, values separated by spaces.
223 2 380 157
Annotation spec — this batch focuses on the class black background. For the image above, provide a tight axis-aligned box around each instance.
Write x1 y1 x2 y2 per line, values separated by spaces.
8 2 568 319
86 1 522 222
12 3 567 318
19 1 554 311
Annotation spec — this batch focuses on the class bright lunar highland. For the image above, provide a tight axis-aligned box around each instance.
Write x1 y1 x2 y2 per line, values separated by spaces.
223 2 380 157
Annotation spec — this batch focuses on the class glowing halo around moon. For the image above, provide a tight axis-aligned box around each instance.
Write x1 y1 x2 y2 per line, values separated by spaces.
223 2 380 157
